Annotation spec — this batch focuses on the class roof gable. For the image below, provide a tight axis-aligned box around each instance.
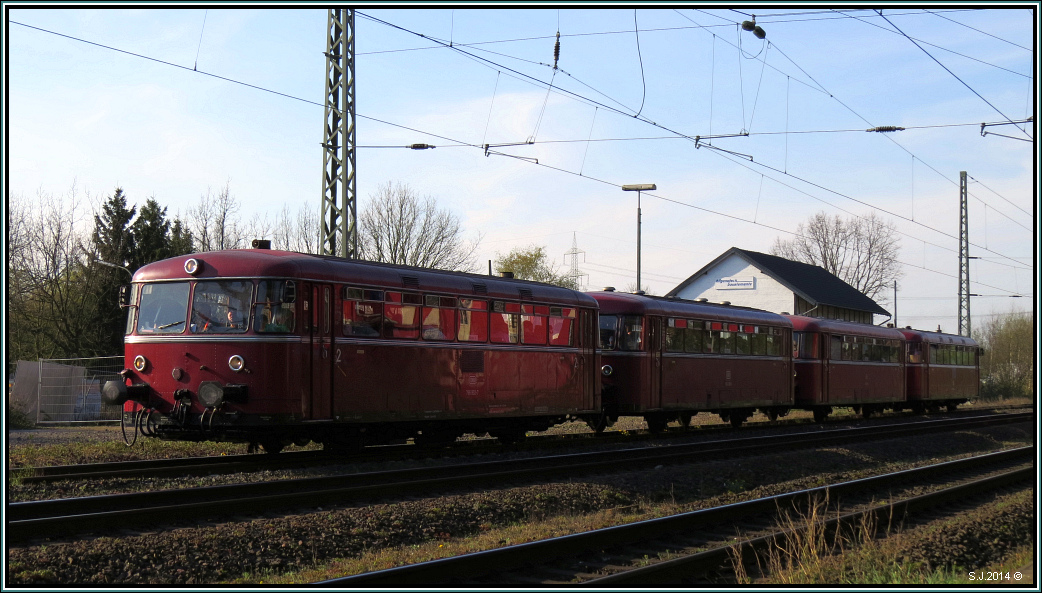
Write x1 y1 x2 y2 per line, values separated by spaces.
667 247 889 316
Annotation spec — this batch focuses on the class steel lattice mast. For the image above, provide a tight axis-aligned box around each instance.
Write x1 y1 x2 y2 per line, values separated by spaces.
320 9 356 258
958 171 970 337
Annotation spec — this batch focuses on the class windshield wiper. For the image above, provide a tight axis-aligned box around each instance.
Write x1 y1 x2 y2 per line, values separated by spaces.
155 320 185 330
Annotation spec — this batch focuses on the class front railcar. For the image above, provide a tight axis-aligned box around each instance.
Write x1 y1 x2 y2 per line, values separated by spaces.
103 251 308 450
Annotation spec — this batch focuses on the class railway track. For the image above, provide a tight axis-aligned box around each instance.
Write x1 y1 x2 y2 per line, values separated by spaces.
318 446 1034 585
12 405 1031 484
6 412 1030 544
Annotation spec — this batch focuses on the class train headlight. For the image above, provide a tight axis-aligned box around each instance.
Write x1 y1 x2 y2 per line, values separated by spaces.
601 364 613 377
133 355 148 372
228 355 245 372
184 258 203 275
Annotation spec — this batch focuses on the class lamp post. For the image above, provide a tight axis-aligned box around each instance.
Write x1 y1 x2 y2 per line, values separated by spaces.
621 184 656 294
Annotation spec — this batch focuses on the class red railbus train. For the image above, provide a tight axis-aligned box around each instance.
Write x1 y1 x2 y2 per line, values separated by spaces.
103 248 601 452
899 327 979 410
104 247 982 451
592 290 794 429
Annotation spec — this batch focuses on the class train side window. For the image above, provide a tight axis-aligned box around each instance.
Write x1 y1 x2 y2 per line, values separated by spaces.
718 331 734 354
907 342 921 363
342 287 380 337
665 318 685 352
124 284 139 335
599 315 619 350
703 322 719 354
549 307 575 346
619 315 643 351
490 301 520 344
457 299 488 342
255 280 297 333
521 305 548 345
422 306 455 341
736 330 751 355
685 323 704 354
929 344 938 364
752 328 768 356
830 335 842 360
384 292 420 339
765 329 783 357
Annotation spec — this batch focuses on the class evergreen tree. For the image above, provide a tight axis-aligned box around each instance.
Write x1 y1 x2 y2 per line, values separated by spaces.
92 187 136 268
130 198 172 270
91 188 137 355
169 216 195 256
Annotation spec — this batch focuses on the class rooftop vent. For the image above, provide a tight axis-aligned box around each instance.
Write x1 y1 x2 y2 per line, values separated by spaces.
252 239 271 249
499 271 514 279
634 290 646 296
695 298 709 303
518 288 533 300
402 276 420 289
603 287 616 292
472 282 488 295
720 301 732 306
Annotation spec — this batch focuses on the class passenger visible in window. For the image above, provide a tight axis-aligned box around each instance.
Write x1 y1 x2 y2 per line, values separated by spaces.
226 308 245 329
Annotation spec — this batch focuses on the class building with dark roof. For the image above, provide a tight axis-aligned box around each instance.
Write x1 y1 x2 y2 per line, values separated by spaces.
666 247 890 324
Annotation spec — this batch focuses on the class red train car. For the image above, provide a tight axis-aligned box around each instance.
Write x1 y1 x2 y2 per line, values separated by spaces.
899 327 979 410
591 291 794 429
103 248 600 452
786 315 907 421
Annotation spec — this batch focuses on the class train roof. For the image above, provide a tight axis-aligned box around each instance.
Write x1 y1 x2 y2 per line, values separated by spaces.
589 291 791 326
132 249 598 308
897 327 979 347
784 315 906 339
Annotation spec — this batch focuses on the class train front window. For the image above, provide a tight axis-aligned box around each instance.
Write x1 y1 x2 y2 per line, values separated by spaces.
137 282 190 334
599 315 618 350
191 280 253 333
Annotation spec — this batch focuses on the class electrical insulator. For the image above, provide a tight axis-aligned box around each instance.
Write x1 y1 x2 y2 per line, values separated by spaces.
553 31 560 70
741 16 756 31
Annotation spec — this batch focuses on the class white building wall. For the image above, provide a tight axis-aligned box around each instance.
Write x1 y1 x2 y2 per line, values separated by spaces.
673 254 796 314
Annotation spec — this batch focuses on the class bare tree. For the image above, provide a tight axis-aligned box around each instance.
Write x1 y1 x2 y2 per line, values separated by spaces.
359 182 481 271
9 187 112 359
771 212 901 303
189 183 244 251
271 203 319 253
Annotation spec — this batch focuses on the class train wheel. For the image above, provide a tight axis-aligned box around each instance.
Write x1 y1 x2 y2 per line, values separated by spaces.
415 429 457 447
813 408 830 423
492 428 526 445
678 413 693 430
645 416 667 433
586 415 609 434
946 402 959 413
766 409 780 422
260 439 285 454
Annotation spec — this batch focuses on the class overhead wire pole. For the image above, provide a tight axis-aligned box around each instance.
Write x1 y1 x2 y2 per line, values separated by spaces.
321 9 357 258
958 171 970 337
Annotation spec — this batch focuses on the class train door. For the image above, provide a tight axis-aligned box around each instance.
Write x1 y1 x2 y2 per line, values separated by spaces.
821 332 832 404
648 316 662 410
308 283 335 420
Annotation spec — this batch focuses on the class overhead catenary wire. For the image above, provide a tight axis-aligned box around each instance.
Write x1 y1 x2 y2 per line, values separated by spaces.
875 11 1032 141
12 17 1029 296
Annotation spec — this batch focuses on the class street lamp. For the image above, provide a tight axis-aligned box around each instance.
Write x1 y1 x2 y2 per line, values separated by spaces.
621 183 656 294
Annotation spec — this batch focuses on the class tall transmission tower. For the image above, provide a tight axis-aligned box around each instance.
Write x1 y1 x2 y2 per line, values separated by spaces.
563 232 588 290
320 9 357 258
957 171 971 337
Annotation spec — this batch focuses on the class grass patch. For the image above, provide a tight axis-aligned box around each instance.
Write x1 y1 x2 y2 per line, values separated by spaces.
733 487 1034 585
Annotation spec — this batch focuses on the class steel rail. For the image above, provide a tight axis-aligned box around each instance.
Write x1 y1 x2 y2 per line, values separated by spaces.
13 404 1029 483
7 413 1030 544
318 446 1034 584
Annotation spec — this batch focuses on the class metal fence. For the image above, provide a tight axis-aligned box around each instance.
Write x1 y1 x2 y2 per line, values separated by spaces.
31 357 125 424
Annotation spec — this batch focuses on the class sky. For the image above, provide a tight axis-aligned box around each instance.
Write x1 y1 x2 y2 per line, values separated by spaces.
5 4 1037 334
